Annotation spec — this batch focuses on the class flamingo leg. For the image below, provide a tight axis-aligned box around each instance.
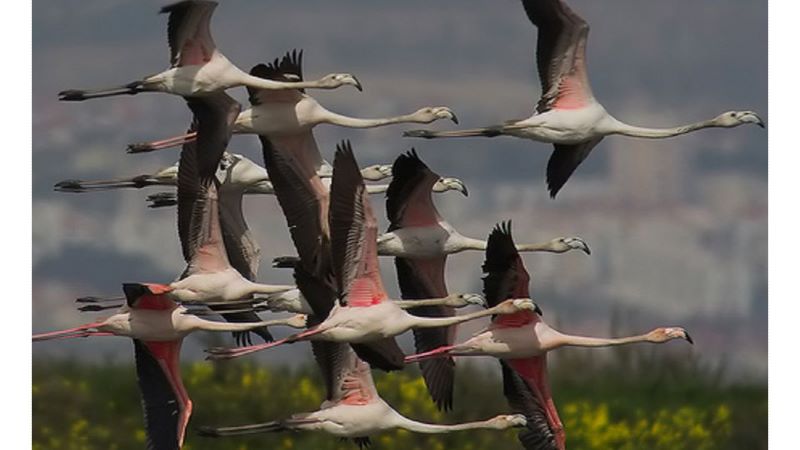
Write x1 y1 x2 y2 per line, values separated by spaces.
128 132 198 154
204 327 324 360
404 345 455 364
32 322 107 342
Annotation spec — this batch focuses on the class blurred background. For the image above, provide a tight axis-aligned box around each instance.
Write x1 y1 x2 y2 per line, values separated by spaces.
33 0 766 449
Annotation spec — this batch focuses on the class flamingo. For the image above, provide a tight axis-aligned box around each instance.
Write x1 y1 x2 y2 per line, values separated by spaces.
55 154 393 195
199 345 527 447
165 94 296 307
260 287 486 315
33 283 306 450
404 222 693 450
403 0 764 197
144 175 465 208
205 142 538 361
376 149 591 258
58 1 360 102
126 49 457 153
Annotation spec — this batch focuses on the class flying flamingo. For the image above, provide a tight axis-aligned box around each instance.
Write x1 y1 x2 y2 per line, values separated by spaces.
126 49 456 153
270 149 588 267
58 1 360 102
165 94 295 306
403 0 764 197
404 222 693 450
144 175 465 208
205 142 538 361
259 286 485 315
376 149 591 257
33 283 306 450
199 345 527 447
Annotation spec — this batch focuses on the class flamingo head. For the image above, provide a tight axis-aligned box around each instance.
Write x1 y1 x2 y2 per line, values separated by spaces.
490 414 528 429
433 177 468 196
549 236 591 255
412 106 459 124
286 314 309 329
320 73 362 91
360 164 393 181
713 111 764 128
447 293 486 308
647 327 694 344
495 298 541 315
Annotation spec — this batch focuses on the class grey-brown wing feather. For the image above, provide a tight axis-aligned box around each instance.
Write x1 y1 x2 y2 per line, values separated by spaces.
520 0 591 113
395 257 455 411
501 360 559 450
161 0 218 67
545 137 603 198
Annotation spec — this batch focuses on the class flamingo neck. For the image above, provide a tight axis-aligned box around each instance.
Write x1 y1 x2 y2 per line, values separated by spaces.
607 117 718 139
410 304 499 329
365 184 389 194
553 331 651 349
239 72 326 91
456 235 487 252
318 109 414 128
515 241 558 253
393 414 499 433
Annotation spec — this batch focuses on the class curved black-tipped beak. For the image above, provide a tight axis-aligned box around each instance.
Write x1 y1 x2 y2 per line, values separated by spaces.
582 244 592 256
450 112 459 125
534 304 543 316
685 332 694 345
757 118 765 129
352 76 363 92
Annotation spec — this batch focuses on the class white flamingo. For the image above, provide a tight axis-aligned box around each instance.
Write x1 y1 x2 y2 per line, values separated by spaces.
404 0 764 197
58 1 360 102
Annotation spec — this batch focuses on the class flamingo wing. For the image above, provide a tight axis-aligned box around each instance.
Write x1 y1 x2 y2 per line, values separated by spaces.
161 0 218 67
133 339 191 450
501 359 562 450
330 141 387 306
386 149 442 231
123 283 177 311
247 49 306 105
545 137 603 198
178 94 240 275
483 222 537 327
520 0 594 114
395 256 456 411
260 134 332 286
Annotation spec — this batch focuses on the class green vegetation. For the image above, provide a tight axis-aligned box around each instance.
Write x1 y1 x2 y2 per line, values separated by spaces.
33 345 766 450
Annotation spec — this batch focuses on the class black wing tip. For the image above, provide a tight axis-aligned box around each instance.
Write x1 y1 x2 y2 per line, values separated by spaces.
122 283 149 305
160 0 217 14
490 220 513 240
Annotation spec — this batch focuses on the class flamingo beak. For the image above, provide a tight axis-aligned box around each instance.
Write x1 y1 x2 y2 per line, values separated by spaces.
449 111 459 125
349 76 363 92
685 332 694 345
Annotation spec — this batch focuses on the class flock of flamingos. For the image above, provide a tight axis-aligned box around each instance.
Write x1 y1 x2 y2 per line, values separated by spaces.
34 0 763 449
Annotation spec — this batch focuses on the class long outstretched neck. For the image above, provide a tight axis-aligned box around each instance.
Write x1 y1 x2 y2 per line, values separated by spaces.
319 109 416 128
58 81 145 101
411 304 503 328
393 414 500 433
515 241 563 253
241 74 336 91
553 331 652 349
607 117 718 139
456 235 487 252
394 294 456 309
247 282 296 295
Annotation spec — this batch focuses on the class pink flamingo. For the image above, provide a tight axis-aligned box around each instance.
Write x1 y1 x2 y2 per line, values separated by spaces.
33 283 305 449
58 1 359 102
404 222 693 449
403 0 763 197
